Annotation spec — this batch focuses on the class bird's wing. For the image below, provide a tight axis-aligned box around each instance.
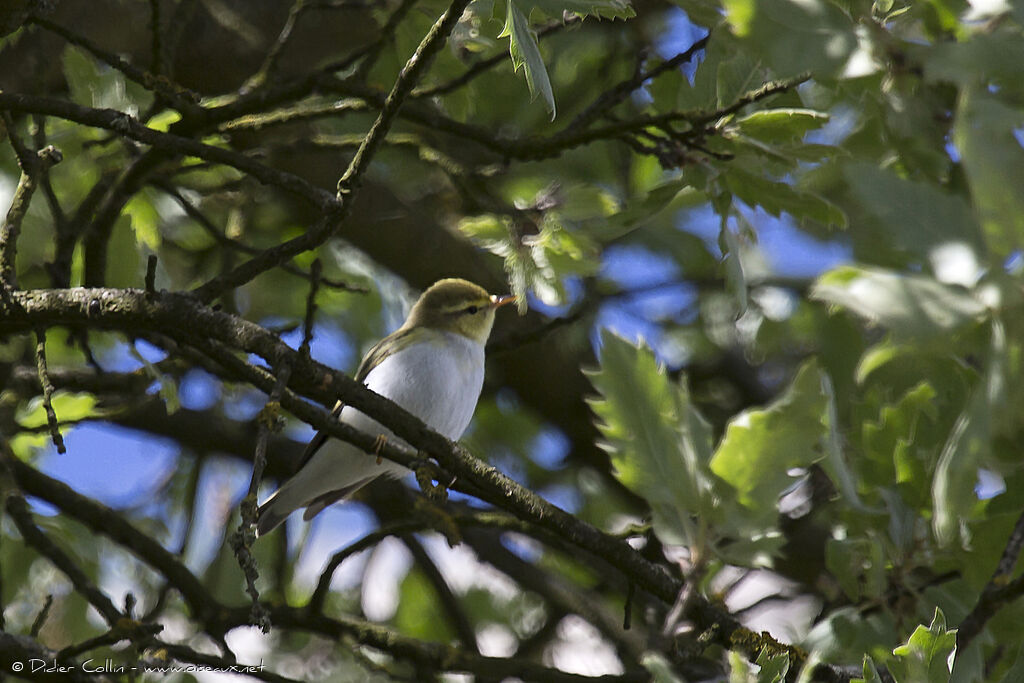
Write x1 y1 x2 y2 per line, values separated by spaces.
293 328 413 471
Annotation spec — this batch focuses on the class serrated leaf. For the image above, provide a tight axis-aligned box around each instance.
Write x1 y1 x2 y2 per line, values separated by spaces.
724 168 846 228
501 0 556 118
734 108 830 142
709 359 829 530
890 608 957 683
588 332 714 548
717 51 765 109
754 648 790 683
811 266 988 341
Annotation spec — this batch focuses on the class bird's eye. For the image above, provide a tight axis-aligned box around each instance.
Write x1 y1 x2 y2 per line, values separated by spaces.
465 305 480 314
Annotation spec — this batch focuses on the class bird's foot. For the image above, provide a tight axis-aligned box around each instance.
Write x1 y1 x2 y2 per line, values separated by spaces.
372 434 388 464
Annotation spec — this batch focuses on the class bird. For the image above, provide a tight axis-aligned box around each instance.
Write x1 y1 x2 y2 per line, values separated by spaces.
255 278 516 536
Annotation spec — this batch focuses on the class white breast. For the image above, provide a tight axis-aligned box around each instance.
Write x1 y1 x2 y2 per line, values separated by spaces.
348 329 486 441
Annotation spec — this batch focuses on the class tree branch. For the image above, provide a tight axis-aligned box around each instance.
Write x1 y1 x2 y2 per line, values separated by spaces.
0 93 337 209
957 508 1024 649
336 0 473 195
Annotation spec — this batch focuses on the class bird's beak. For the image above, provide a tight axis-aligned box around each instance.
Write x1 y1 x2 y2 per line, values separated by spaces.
490 293 517 308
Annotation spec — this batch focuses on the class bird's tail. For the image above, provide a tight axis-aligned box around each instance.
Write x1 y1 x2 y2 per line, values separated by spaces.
254 475 375 536
254 481 312 537
255 490 290 537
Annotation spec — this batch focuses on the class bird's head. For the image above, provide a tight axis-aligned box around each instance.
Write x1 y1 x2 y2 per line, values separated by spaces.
405 278 516 344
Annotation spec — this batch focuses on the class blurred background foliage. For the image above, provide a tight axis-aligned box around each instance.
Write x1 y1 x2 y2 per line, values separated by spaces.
1 0 1024 681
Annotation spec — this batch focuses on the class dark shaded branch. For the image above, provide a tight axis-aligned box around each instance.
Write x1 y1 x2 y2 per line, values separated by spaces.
222 604 649 683
0 632 97 683
243 0 313 91
350 0 419 82
402 534 480 654
3 449 216 627
958 508 1024 649
0 93 337 209
151 180 366 292
27 15 198 110
4 492 123 625
567 34 710 132
337 0 474 194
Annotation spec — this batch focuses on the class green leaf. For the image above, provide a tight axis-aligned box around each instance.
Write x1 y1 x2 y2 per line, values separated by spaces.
16 392 98 429
933 319 1006 546
125 191 162 251
587 332 715 548
811 266 988 341
722 0 857 78
716 51 766 109
394 569 454 642
734 109 830 143
856 656 884 683
500 0 556 118
826 534 885 602
642 652 687 683
754 648 790 683
724 167 847 228
720 216 748 315
890 608 957 683
953 85 1024 257
458 212 598 310
861 382 937 498
709 359 829 530
843 162 983 258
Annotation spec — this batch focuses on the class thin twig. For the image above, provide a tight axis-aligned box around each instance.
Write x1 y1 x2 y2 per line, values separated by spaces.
414 17 579 99
568 34 710 132
300 258 321 357
351 0 419 81
337 0 474 195
151 181 366 292
402 534 480 653
243 0 311 91
29 594 54 638
34 328 66 454
1 135 62 289
190 0 471 302
232 356 292 632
